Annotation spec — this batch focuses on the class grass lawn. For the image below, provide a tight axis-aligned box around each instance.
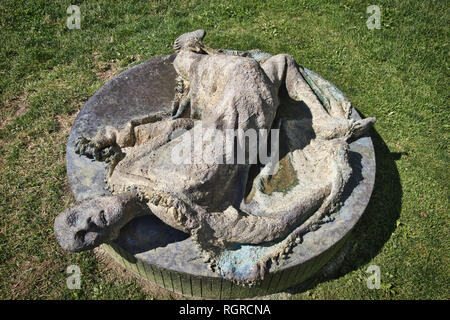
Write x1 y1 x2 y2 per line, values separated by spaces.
0 0 448 299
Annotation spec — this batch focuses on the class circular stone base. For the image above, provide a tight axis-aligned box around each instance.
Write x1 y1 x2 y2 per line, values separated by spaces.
66 53 375 299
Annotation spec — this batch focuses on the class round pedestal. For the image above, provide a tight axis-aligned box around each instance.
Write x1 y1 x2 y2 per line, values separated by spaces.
66 53 375 299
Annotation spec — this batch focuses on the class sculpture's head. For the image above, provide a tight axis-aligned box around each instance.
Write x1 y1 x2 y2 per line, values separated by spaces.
54 195 136 252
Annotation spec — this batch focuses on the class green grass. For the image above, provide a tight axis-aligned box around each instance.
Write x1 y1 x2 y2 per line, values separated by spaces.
0 0 448 299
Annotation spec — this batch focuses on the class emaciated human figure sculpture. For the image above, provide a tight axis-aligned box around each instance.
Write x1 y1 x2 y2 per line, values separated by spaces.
55 30 375 282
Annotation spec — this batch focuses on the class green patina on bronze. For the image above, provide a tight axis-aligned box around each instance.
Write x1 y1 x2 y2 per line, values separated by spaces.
261 156 299 196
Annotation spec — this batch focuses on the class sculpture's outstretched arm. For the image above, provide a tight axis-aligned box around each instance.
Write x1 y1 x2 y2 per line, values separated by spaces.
74 112 169 172
76 111 168 152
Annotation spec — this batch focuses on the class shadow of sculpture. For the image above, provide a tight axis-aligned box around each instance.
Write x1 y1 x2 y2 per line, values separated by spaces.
114 215 190 256
285 125 403 294
340 151 364 205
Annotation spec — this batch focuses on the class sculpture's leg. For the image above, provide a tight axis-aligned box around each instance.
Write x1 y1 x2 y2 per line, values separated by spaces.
261 54 330 119
145 186 308 245
261 54 375 140
54 192 147 252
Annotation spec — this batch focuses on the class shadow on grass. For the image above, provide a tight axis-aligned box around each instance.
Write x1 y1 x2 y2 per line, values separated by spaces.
286 126 403 294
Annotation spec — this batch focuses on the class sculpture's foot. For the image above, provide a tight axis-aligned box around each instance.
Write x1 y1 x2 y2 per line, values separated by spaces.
348 117 376 140
173 29 206 52
314 116 376 141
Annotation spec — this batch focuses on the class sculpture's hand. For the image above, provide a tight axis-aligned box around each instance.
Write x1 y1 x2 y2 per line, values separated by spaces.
75 136 124 176
74 136 102 160
75 136 121 162
172 96 190 119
